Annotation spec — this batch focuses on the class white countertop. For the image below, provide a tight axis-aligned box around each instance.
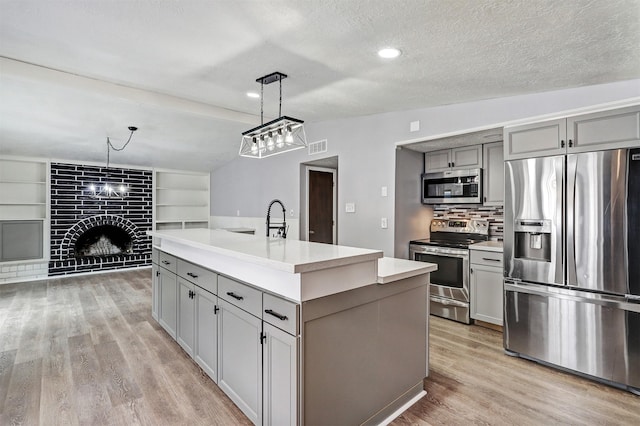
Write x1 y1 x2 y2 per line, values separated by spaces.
469 241 504 252
148 228 382 274
377 257 437 284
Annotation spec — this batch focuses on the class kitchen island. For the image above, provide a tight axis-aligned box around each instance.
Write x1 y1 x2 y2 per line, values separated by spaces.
148 228 435 425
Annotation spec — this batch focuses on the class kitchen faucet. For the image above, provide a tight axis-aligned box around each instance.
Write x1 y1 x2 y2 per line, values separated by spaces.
266 199 287 238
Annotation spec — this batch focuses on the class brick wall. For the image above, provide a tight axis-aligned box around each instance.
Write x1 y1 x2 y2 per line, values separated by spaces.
49 163 152 276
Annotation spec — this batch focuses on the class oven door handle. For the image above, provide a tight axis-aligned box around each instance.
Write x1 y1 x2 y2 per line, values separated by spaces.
411 246 469 257
430 296 468 308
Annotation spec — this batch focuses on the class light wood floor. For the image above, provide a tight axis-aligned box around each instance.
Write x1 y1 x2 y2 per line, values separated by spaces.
0 270 638 425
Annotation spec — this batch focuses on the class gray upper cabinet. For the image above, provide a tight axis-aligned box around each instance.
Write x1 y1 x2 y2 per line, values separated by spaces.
482 142 504 206
567 106 640 153
424 145 482 172
504 106 640 160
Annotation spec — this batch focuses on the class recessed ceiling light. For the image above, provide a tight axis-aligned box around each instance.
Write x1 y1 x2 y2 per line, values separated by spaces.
246 92 260 98
378 47 401 59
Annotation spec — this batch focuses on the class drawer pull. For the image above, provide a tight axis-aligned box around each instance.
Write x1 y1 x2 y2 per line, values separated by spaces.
482 257 501 262
187 272 199 278
161 260 171 265
226 291 244 301
265 309 288 321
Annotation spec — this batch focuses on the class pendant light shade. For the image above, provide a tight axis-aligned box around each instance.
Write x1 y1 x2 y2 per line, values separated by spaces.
240 72 307 159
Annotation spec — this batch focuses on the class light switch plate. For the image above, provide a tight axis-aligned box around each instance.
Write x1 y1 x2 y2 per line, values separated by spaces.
410 121 420 132
381 186 387 197
381 217 388 228
345 203 356 213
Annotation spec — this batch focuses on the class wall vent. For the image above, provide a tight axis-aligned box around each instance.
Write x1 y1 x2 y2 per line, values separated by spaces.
308 139 327 155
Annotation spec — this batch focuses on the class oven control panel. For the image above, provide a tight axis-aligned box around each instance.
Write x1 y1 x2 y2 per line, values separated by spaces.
430 219 489 235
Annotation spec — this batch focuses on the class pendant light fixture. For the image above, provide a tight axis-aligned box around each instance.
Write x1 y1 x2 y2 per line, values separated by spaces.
239 72 307 159
88 126 137 198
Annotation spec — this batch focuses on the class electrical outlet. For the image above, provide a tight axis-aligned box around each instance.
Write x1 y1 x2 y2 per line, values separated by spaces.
290 209 294 217
236 210 240 216
381 217 388 228
381 186 387 197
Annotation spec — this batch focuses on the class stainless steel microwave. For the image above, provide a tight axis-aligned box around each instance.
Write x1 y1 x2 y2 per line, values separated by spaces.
421 168 482 204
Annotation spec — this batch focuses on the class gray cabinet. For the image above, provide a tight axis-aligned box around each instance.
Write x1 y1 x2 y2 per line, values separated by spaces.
504 106 640 160
195 286 218 383
151 264 160 320
424 145 482 172
177 277 196 356
158 265 178 338
218 299 263 425
482 142 504 206
263 322 298 426
470 249 503 326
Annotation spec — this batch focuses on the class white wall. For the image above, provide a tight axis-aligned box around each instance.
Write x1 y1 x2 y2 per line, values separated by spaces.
211 79 640 256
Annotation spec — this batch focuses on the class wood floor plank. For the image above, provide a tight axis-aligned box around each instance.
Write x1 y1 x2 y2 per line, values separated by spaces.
0 349 17 413
93 340 143 407
40 336 79 426
1 357 42 425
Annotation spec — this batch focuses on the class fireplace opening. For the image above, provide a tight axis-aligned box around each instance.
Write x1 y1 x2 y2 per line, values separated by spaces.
74 225 133 257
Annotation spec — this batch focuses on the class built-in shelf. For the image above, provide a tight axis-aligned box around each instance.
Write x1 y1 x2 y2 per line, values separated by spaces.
154 170 210 230
0 158 49 263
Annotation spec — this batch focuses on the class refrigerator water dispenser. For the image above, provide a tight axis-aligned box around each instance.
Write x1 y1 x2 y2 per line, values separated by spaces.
514 219 552 262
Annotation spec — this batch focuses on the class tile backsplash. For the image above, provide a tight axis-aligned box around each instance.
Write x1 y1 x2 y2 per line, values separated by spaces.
432 204 504 240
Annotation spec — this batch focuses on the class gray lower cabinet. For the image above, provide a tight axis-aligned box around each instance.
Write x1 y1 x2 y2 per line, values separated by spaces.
263 322 298 426
194 286 218 383
158 265 178 338
177 277 196 356
151 264 160 320
470 250 503 326
218 299 263 425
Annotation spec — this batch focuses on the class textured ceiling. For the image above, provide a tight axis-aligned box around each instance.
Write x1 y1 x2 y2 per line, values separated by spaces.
1 0 639 170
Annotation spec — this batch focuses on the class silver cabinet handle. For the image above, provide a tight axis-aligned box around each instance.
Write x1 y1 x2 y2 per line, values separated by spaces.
482 257 501 262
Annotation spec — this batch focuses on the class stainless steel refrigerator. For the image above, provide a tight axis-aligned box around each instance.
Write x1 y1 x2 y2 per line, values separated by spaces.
504 147 640 394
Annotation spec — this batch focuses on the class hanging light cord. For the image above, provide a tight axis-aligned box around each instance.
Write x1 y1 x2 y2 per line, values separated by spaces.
106 127 136 168
260 80 264 125
279 77 282 117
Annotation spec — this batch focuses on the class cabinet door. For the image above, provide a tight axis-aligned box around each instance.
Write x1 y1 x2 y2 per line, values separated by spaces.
424 149 451 172
177 278 196 356
152 264 160 321
483 142 504 206
263 323 298 426
195 287 218 383
567 106 640 153
470 264 504 325
504 119 566 160
158 267 178 338
218 299 262 425
451 145 482 169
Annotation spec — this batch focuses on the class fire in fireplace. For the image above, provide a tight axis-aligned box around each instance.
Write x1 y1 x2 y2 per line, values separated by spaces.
74 224 133 257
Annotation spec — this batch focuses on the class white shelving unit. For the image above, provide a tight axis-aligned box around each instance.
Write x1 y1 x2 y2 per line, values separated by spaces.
0 158 49 263
154 170 210 230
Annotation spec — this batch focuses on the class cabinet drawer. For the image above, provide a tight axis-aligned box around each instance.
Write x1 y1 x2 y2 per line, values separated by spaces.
470 250 503 267
177 259 217 294
218 276 262 317
263 293 299 336
152 248 159 265
158 251 177 273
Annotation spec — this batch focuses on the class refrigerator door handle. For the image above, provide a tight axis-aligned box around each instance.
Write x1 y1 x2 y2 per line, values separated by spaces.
566 155 577 286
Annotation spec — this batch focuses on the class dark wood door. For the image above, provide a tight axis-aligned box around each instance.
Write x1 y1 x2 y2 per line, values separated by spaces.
308 170 333 244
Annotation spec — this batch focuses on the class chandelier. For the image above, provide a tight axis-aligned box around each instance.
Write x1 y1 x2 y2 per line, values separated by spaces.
239 72 307 159
88 126 137 198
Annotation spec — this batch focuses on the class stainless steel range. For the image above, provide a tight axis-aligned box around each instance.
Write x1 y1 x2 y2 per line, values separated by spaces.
409 219 489 324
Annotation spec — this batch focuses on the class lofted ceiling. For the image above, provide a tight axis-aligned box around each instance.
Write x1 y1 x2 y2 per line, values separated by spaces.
1 0 639 171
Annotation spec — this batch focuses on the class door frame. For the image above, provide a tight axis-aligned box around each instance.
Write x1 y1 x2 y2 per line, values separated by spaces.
305 166 337 244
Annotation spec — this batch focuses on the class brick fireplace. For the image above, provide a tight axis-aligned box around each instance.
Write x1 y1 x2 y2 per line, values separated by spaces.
49 163 152 276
